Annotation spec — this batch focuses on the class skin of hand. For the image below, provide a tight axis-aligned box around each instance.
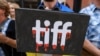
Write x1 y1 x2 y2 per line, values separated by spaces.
0 33 8 43
0 33 16 48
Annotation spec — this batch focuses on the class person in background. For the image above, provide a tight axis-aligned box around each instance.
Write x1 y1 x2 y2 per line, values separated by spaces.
61 0 70 8
80 0 100 56
27 0 73 56
38 0 73 12
8 2 20 20
0 0 26 56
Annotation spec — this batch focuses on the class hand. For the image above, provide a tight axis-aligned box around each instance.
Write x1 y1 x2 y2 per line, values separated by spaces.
93 50 100 56
0 33 16 48
95 50 100 56
0 33 8 43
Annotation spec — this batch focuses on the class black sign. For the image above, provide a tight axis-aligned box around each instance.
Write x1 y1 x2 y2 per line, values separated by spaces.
15 8 90 55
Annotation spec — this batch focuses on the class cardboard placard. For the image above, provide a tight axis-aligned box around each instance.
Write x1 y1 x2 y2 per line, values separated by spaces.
15 8 89 55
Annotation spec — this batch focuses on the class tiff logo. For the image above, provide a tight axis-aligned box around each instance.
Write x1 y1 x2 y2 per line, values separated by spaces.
32 20 72 52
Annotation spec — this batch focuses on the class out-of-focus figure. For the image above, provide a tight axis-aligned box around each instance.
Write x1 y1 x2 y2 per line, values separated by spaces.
8 3 20 20
0 0 26 56
80 0 100 56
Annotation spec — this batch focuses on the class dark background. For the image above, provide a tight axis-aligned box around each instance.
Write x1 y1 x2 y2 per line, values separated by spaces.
7 0 82 12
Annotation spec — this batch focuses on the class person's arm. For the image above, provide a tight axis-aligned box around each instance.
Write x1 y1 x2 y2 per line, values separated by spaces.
0 33 17 48
83 39 100 56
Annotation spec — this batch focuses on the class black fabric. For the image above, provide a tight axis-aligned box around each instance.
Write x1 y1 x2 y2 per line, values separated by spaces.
0 20 26 56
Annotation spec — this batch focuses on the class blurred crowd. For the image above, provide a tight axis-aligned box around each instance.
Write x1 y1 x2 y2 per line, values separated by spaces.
0 0 100 56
